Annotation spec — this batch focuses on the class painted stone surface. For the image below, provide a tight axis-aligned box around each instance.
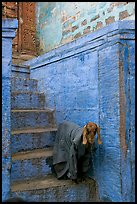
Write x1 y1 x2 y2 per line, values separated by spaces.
2 19 18 201
25 20 135 202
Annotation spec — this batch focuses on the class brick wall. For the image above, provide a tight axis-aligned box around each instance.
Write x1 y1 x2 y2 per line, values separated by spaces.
36 2 135 54
2 2 17 18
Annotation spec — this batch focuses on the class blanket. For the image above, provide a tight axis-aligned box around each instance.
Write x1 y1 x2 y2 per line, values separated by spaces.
52 121 93 180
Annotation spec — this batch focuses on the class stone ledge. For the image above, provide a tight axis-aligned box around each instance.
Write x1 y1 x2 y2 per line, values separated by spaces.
2 19 18 38
11 174 99 202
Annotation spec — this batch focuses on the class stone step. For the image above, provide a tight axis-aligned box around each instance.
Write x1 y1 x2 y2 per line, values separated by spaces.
11 127 57 154
11 174 99 202
11 109 56 130
12 52 36 65
11 64 30 78
11 77 38 92
11 92 45 109
11 148 54 182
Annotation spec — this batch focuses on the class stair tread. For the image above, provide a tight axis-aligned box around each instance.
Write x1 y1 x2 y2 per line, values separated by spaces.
12 147 53 161
11 77 38 82
11 127 57 134
11 91 44 94
11 109 55 113
12 64 30 68
11 174 95 192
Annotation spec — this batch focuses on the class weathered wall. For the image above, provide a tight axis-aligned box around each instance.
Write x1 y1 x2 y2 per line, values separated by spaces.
2 19 18 201
92 28 135 201
36 2 135 54
24 20 135 202
2 2 17 18
2 2 18 52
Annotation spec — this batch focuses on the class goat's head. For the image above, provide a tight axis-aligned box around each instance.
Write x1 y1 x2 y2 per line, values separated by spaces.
82 122 102 145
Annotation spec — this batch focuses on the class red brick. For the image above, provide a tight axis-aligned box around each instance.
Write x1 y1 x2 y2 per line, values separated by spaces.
119 10 129 20
105 16 115 25
62 30 71 37
72 26 79 32
96 21 103 30
2 2 17 19
83 26 91 34
74 32 81 39
81 19 87 26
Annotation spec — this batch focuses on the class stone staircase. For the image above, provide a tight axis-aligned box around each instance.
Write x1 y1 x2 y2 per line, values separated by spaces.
10 63 100 202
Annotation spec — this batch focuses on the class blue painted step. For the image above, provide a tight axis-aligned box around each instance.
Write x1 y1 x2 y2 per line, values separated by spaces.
11 127 57 154
11 174 99 202
11 109 56 130
11 147 53 182
11 92 45 109
11 64 30 78
11 77 38 92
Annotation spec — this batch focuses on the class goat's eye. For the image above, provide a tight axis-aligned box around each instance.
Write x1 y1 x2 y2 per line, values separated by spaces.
87 129 90 134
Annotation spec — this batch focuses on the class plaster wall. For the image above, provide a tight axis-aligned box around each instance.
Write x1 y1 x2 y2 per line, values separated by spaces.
36 2 135 54
2 19 18 201
25 20 135 202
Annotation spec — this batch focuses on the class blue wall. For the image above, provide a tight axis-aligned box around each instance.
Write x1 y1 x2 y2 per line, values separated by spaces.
2 19 18 201
30 51 99 126
24 20 135 202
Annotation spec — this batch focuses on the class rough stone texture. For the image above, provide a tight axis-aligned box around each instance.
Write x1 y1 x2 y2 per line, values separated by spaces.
11 148 53 182
2 18 18 202
11 92 45 109
11 109 56 130
11 77 38 92
11 175 99 202
2 2 17 19
97 44 122 201
36 2 135 53
24 20 135 202
11 64 30 79
11 128 57 153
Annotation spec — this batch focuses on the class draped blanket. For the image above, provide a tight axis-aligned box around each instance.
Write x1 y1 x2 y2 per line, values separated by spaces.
53 121 92 180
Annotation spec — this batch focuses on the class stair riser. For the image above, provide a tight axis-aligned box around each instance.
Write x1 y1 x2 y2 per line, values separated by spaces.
11 182 98 202
11 78 38 92
11 93 45 109
11 70 30 78
11 65 30 79
11 111 55 129
11 132 56 154
11 157 53 182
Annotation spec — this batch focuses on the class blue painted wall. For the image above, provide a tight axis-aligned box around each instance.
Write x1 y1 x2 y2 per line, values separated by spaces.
25 20 135 202
2 19 18 201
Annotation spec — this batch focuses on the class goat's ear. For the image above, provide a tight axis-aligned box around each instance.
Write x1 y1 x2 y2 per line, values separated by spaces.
82 125 87 145
97 126 102 145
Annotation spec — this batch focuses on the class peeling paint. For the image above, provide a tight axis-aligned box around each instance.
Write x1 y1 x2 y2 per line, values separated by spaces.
36 2 135 54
